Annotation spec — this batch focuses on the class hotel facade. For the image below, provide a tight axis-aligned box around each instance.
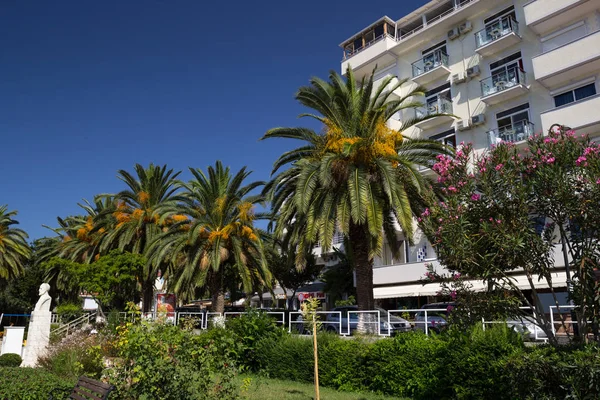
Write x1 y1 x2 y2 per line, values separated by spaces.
315 0 600 308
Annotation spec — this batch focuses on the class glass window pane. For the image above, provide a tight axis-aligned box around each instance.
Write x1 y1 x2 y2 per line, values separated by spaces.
512 111 529 123
497 117 512 128
574 83 597 100
554 91 574 107
374 25 384 38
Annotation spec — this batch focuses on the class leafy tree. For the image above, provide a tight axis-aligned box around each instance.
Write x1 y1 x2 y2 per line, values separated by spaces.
262 67 450 310
44 251 143 313
102 164 181 312
0 205 30 282
148 161 271 314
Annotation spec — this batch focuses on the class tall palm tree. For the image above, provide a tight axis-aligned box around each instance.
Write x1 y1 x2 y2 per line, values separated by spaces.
148 161 271 314
262 67 451 311
101 164 181 312
0 205 31 281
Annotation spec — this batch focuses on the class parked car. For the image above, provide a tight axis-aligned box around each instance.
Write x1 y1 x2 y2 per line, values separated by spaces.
414 302 454 334
323 306 412 335
506 316 548 340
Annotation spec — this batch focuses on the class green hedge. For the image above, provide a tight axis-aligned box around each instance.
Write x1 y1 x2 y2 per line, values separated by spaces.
0 367 75 400
243 324 600 400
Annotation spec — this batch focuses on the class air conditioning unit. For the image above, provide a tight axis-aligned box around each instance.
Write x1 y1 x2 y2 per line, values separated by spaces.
466 65 481 78
471 114 486 126
456 119 471 131
447 27 460 40
452 73 466 84
459 21 472 34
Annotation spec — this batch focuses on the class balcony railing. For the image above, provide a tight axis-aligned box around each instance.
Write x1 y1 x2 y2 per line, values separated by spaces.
416 97 453 119
475 16 519 48
488 120 535 145
411 50 449 78
481 67 526 98
342 33 395 60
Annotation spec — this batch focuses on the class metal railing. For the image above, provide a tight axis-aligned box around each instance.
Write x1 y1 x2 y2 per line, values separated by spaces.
475 16 519 48
288 311 342 334
342 33 395 60
481 66 526 98
50 311 97 338
416 97 453 119
412 50 449 78
488 120 535 145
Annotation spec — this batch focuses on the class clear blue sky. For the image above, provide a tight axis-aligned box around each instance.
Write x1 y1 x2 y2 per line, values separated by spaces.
1 0 426 240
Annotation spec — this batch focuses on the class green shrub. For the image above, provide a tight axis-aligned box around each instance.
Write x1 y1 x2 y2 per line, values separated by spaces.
225 310 285 371
106 321 239 400
0 367 74 400
257 333 314 382
38 329 103 380
433 324 525 399
0 353 22 367
364 331 448 398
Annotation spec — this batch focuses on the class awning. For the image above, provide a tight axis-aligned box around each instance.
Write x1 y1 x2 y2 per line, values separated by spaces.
374 272 568 299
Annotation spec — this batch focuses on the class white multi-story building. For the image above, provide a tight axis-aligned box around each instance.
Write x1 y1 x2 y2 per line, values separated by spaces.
330 0 600 307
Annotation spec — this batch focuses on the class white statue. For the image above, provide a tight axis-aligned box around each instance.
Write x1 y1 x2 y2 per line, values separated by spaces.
21 283 53 367
33 283 51 313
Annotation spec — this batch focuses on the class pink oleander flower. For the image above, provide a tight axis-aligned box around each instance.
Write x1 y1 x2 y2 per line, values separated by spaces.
448 186 457 192
596 179 600 185
422 208 430 217
576 156 587 166
471 193 480 201
495 164 503 171
453 273 461 280
496 219 502 224
546 157 555 164
450 290 457 300
447 305 454 312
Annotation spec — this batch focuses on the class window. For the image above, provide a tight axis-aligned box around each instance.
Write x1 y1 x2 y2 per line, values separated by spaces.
494 103 531 143
431 128 456 148
483 6 517 38
421 41 448 72
490 52 523 89
423 83 452 115
553 83 597 107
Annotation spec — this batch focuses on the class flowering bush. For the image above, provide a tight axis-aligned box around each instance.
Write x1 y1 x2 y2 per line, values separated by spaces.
420 128 600 343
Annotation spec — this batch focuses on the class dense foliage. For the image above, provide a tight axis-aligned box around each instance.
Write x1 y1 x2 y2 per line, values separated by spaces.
0 353 22 367
252 326 599 400
0 367 74 400
105 321 239 400
419 129 600 343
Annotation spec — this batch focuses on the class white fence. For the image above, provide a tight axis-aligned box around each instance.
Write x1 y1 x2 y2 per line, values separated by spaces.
31 306 585 342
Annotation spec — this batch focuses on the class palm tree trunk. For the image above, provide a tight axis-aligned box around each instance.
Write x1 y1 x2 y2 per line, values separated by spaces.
142 282 154 313
210 270 225 314
349 223 374 311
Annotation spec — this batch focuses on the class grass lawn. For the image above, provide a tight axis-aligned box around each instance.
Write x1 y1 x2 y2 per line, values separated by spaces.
238 375 403 400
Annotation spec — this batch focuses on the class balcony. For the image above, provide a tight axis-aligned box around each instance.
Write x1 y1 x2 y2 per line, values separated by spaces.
414 97 455 130
341 33 398 81
487 120 535 146
411 50 451 87
541 94 600 137
475 17 521 57
532 31 600 89
480 67 529 105
524 0 596 35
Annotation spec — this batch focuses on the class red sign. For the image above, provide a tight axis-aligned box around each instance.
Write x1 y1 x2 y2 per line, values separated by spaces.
297 292 326 301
